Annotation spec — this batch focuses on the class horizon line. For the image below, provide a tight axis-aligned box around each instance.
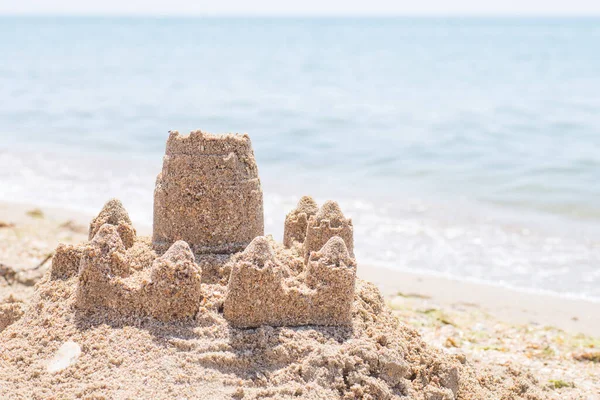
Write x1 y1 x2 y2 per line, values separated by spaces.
2 13 600 18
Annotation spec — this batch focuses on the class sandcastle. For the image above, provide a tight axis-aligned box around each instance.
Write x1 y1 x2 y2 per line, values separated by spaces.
3 132 558 400
50 130 357 328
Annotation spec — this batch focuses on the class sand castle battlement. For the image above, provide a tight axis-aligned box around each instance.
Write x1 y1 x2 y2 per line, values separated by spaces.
303 200 354 262
49 131 358 327
78 226 202 321
50 199 202 321
223 235 356 328
283 197 354 261
165 130 256 159
153 130 264 255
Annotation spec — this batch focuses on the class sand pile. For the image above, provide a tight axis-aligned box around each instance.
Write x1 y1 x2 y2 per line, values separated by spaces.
0 248 545 399
0 131 548 399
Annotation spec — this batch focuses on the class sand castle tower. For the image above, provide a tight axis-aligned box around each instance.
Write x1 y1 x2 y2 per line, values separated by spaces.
303 200 354 262
283 196 319 248
152 130 264 255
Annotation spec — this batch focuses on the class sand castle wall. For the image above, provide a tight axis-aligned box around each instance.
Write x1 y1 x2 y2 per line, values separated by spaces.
152 130 264 255
303 200 354 262
51 244 83 280
51 199 203 321
223 236 356 328
76 225 203 321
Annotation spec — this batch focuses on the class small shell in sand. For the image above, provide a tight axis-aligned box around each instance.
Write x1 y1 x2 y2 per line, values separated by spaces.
47 341 81 373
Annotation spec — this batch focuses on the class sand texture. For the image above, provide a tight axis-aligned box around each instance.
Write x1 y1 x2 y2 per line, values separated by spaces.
283 195 319 247
1 131 598 399
0 198 547 399
153 130 264 255
303 200 354 262
1 203 599 399
0 251 546 400
223 235 357 328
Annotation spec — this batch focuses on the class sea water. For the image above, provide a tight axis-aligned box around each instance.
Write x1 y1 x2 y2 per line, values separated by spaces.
1 17 599 301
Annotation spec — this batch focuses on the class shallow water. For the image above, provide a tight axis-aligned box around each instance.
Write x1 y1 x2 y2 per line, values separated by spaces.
1 17 599 300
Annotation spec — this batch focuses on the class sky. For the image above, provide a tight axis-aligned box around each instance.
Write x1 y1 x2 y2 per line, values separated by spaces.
1 0 600 16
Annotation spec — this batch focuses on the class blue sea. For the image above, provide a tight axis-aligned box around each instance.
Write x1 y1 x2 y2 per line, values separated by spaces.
1 17 599 301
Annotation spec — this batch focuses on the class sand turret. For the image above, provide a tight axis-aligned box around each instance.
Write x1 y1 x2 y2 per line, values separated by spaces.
76 224 133 313
53 198 135 280
223 235 356 328
152 130 264 255
89 198 136 249
303 200 354 261
52 198 135 280
142 240 203 320
283 196 318 248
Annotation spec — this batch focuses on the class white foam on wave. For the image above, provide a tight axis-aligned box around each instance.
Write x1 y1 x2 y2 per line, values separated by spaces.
265 191 600 303
0 148 159 228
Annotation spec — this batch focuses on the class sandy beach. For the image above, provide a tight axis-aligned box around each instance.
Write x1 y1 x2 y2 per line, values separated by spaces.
1 200 598 399
3 11 600 400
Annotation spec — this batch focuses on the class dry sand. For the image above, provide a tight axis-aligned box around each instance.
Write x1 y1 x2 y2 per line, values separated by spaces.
1 203 599 399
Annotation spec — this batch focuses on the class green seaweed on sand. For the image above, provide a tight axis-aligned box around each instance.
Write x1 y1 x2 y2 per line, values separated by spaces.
574 351 600 363
420 308 456 326
549 379 575 389
395 291 431 299
26 209 44 219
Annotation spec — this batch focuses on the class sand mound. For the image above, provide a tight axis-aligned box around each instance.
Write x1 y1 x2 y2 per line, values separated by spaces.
0 261 545 399
0 214 545 399
0 131 548 399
